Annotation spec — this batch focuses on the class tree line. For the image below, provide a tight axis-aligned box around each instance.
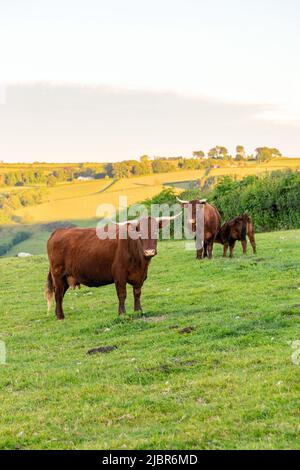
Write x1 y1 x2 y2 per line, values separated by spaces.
0 188 45 224
0 146 282 188
193 146 282 161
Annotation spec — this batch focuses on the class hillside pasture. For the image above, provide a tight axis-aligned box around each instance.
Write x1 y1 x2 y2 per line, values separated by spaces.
0 230 300 449
12 170 206 223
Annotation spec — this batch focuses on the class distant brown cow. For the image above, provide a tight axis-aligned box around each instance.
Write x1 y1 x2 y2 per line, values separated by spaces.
177 197 221 259
45 215 179 320
215 214 256 257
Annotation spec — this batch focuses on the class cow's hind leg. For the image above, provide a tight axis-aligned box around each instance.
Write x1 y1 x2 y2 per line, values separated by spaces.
248 235 257 254
133 287 142 312
206 240 214 259
241 239 247 254
53 276 68 320
115 282 127 315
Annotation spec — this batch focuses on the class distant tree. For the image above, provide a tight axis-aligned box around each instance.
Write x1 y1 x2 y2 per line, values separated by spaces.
104 163 114 178
46 175 57 187
270 148 282 157
208 147 218 159
138 155 152 175
192 150 205 159
181 158 204 170
255 147 282 162
236 145 246 160
208 146 228 159
218 146 229 159
152 159 177 173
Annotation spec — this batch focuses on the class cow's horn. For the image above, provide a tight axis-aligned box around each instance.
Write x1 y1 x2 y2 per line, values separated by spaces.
110 219 138 226
155 212 182 222
176 196 189 204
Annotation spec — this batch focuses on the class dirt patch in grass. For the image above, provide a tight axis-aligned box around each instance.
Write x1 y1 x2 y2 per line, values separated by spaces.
87 345 118 355
179 326 195 334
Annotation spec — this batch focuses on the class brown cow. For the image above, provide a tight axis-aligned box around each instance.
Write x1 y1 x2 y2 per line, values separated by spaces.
45 215 179 320
215 214 257 257
177 197 221 259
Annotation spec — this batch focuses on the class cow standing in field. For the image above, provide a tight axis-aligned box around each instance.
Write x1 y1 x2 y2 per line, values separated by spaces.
215 214 257 257
177 197 221 259
45 215 179 320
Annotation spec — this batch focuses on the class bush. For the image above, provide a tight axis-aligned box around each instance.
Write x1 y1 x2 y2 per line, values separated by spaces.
211 171 300 231
12 231 31 245
142 188 178 209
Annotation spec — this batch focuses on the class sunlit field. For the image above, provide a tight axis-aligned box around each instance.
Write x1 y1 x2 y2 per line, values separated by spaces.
7 159 300 224
12 170 208 223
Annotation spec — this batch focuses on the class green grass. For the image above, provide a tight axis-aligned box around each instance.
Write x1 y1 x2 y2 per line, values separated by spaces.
1 230 300 449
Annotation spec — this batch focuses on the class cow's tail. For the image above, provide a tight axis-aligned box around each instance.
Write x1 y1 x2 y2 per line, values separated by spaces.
246 215 254 237
45 270 54 312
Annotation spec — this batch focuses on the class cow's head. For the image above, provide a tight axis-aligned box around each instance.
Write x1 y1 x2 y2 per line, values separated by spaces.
176 197 207 232
114 214 181 258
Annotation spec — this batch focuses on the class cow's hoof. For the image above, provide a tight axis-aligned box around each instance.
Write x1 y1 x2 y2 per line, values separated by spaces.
56 316 65 321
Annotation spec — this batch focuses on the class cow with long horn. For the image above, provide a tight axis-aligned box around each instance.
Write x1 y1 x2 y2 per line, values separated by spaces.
45 214 181 319
176 196 221 259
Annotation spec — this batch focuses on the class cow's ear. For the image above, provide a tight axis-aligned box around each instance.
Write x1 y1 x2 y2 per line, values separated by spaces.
130 222 141 233
159 219 170 229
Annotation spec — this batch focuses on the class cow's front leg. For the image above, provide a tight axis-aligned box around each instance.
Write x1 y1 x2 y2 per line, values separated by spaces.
229 241 236 258
115 282 127 315
133 287 142 312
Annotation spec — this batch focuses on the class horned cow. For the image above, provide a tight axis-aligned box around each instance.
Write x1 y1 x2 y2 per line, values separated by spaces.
45 215 179 320
177 197 221 259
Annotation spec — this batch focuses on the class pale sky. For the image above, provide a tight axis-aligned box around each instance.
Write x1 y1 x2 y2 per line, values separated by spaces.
1 0 300 162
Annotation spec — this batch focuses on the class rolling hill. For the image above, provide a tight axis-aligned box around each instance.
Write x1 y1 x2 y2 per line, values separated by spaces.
0 231 300 449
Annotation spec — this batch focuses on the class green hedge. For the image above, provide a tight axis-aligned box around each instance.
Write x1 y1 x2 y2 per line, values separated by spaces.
210 171 300 231
143 171 300 233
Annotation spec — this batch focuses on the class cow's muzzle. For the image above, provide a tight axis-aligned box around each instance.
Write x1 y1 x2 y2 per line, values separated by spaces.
144 249 156 258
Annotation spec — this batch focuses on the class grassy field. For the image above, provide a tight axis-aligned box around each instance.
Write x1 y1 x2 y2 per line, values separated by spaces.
1 230 300 449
